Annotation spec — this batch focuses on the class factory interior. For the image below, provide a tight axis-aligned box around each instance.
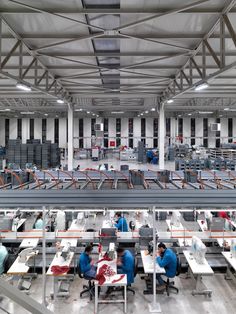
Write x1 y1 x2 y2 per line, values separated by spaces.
1 1 236 314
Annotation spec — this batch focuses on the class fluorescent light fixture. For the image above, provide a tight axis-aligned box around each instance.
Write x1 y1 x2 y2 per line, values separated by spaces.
188 113 192 116
44 113 48 116
86 111 90 114
75 108 83 112
140 113 144 116
111 111 124 114
224 108 230 111
57 99 64 104
167 99 174 104
5 108 11 112
92 113 95 116
96 115 99 117
16 83 31 92
20 111 35 115
199 111 213 114
111 89 119 92
145 110 149 114
137 115 140 117
151 108 156 111
227 108 236 112
194 82 209 91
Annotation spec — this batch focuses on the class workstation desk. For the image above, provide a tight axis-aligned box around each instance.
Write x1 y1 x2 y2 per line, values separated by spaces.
184 250 214 297
222 252 236 281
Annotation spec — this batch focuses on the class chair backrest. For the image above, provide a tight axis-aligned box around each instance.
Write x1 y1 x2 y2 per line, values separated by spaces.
77 261 84 278
134 256 139 278
175 255 181 276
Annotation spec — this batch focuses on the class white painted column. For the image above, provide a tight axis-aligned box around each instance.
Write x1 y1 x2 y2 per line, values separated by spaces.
158 104 165 169
170 117 176 145
22 118 30 143
121 118 128 146
195 118 203 146
220 118 228 144
183 118 191 146
208 118 216 148
73 118 79 149
68 104 74 171
133 118 141 147
146 117 153 148
46 118 54 143
9 118 17 139
0 118 5 146
84 118 91 148
34 118 42 141
108 118 116 147
59 118 67 148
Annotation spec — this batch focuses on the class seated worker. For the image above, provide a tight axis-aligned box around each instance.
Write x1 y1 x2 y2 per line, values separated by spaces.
116 246 134 285
0 243 8 274
114 212 128 232
79 245 97 278
156 242 177 291
34 213 43 229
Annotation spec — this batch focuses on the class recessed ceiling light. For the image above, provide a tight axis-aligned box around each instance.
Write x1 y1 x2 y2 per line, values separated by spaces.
97 115 99 117
16 83 31 92
145 110 149 114
92 113 95 116
5 108 11 112
167 99 174 104
199 111 213 114
44 113 48 116
194 82 209 91
140 113 144 116
57 99 64 104
188 113 192 116
87 111 90 114
20 111 35 115
111 111 124 114
151 108 156 111
137 115 140 117
224 108 230 111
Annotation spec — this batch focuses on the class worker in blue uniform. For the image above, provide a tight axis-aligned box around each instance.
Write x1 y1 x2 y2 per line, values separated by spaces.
116 247 134 285
156 242 177 291
114 212 128 232
78 245 97 278
0 243 8 274
34 213 43 229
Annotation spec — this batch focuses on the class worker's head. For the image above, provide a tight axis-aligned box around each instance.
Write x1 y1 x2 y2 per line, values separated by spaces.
115 212 122 218
36 212 42 220
157 242 166 254
116 246 125 257
84 245 93 255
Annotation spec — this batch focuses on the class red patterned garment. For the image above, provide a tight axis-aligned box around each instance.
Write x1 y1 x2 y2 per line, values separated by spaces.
96 264 115 285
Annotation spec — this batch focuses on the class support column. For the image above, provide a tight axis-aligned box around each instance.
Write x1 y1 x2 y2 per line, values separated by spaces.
158 103 165 169
68 104 74 171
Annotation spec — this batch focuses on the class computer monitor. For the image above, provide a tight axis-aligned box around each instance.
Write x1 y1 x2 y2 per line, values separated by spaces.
100 227 117 247
0 217 13 231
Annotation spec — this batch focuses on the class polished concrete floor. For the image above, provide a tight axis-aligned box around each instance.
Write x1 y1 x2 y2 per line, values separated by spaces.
0 271 235 314
62 156 175 172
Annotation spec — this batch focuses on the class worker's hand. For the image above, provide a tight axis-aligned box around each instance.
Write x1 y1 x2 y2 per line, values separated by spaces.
117 260 122 266
90 260 94 266
156 250 160 257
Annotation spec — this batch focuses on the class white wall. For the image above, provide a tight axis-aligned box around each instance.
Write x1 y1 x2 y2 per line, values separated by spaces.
195 118 203 146
73 118 79 149
170 117 176 144
183 118 190 146
9 118 17 139
108 118 116 147
22 118 30 144
59 118 67 148
146 117 153 148
0 118 5 146
121 118 128 146
46 118 54 143
208 118 216 148
220 118 228 144
34 118 42 141
83 118 91 148
133 118 141 147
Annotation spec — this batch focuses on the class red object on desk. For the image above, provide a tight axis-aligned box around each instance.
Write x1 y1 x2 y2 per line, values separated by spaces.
110 141 116 147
